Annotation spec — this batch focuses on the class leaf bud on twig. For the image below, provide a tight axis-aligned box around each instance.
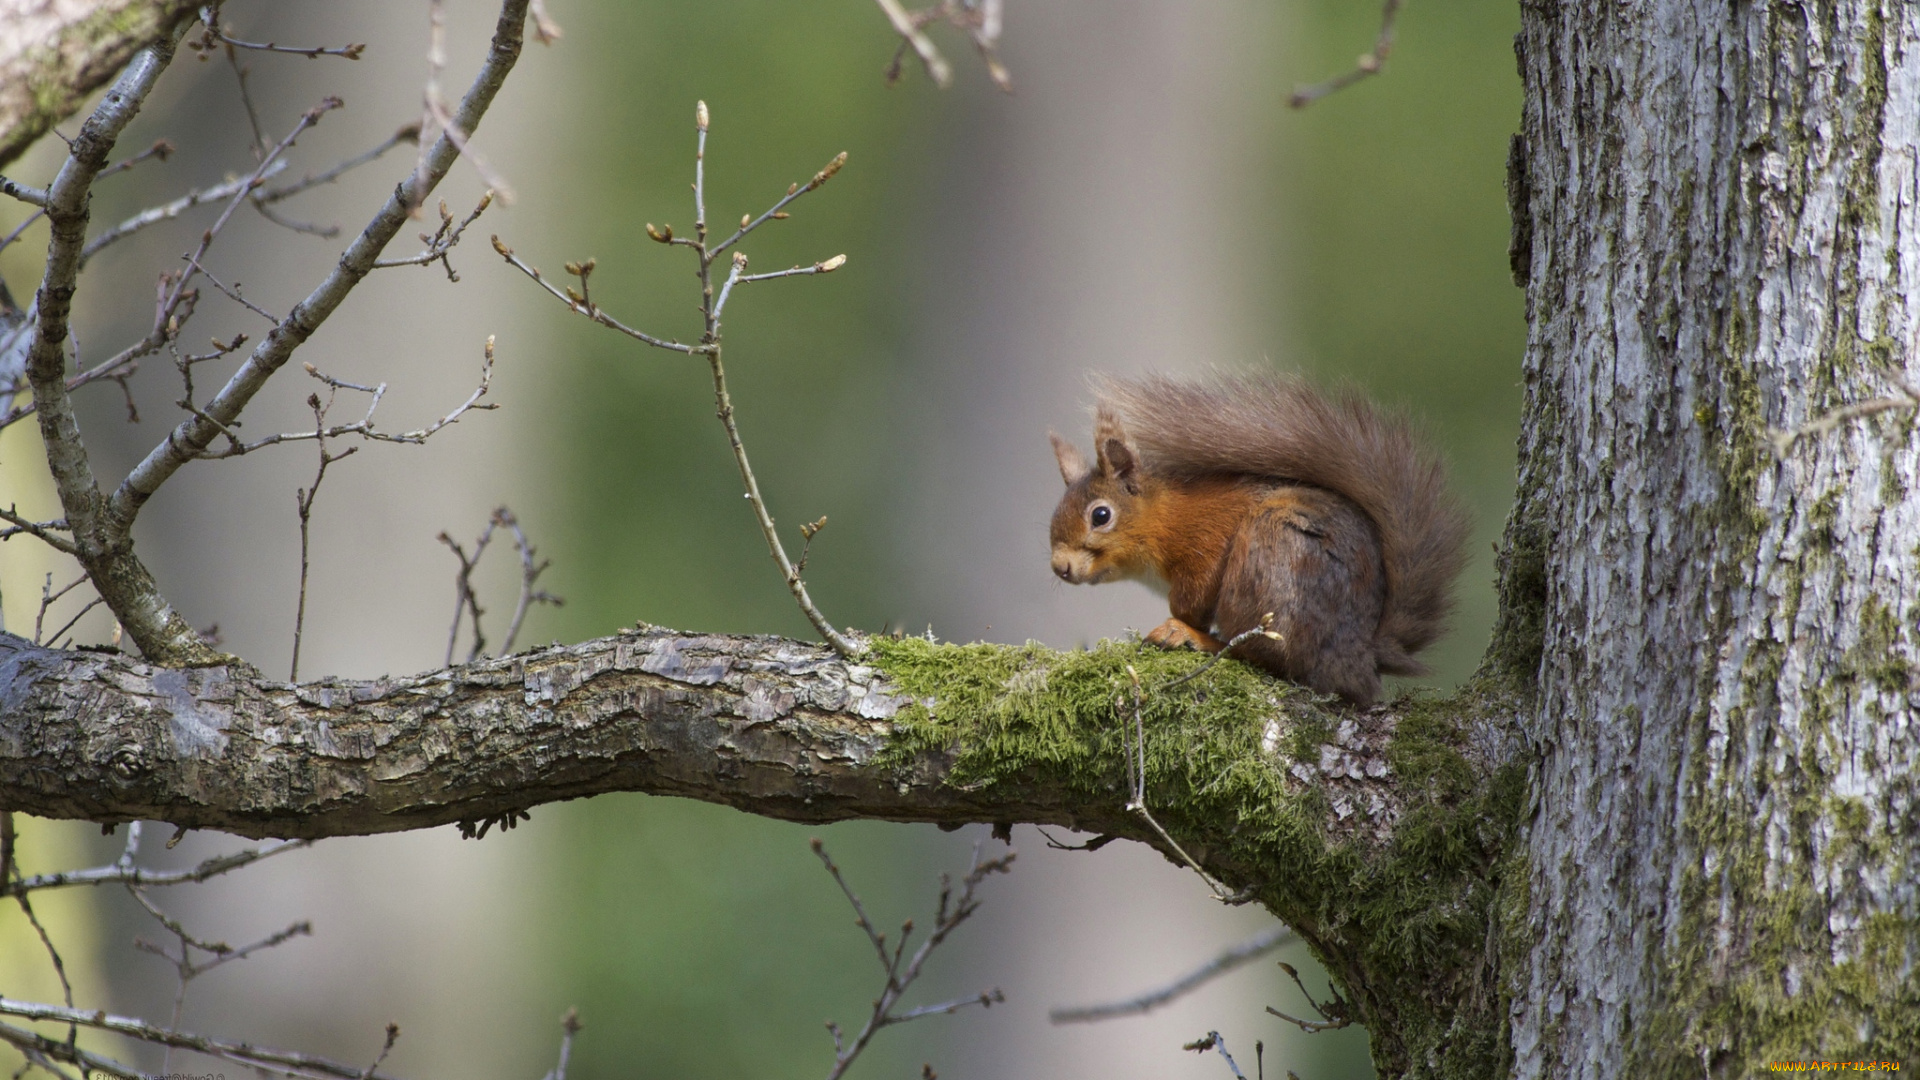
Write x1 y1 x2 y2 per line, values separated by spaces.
646 223 673 243
807 151 848 191
817 254 846 273
696 100 710 131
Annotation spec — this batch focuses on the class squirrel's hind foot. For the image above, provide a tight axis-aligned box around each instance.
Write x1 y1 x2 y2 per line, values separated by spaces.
1145 618 1224 653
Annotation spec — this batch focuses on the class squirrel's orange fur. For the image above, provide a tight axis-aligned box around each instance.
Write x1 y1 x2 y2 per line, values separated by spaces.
1048 373 1469 704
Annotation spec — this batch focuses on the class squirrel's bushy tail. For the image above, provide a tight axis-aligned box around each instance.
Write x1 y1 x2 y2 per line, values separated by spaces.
1098 372 1471 674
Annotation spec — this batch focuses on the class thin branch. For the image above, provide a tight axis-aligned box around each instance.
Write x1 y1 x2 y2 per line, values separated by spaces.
440 513 499 667
44 596 104 650
709 150 847 258
0 507 78 555
1289 0 1404 108
194 6 367 60
186 255 279 322
0 176 49 207
1049 924 1296 1023
290 389 355 681
711 252 846 322
190 337 494 459
0 1020 141 1080
4 839 312 899
1768 372 1920 456
496 507 562 655
1264 961 1354 1033
257 124 420 205
159 96 344 318
1183 1032 1250 1080
358 1023 399 1080
873 0 953 87
97 138 175 181
78 159 289 267
0 998 400 1080
539 1009 581 1080
815 839 1012 1080
490 237 702 353
0 208 44 256
372 191 493 280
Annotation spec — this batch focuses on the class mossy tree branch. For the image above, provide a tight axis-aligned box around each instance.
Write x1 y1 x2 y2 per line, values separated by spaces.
0 626 1526 1074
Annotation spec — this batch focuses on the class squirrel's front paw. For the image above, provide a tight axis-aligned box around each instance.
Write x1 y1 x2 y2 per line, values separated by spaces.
1145 618 1224 653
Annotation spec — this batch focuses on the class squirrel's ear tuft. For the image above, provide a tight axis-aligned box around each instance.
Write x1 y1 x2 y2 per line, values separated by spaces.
1093 406 1139 487
1050 431 1091 486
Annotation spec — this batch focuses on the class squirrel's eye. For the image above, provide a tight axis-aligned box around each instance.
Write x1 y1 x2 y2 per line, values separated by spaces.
1090 504 1113 528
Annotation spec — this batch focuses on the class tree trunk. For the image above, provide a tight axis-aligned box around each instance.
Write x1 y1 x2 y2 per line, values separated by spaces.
1504 0 1919 1072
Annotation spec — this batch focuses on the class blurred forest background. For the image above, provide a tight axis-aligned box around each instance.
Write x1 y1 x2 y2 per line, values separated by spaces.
0 0 1520 1077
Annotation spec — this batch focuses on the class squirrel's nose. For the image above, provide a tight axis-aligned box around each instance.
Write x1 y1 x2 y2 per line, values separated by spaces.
1052 560 1073 582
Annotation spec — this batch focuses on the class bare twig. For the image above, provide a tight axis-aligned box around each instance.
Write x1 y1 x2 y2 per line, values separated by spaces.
503 107 860 655
192 339 495 459
412 0 515 205
1768 372 1920 456
0 208 44 255
874 0 952 87
358 1022 400 1080
528 0 564 44
4 838 311 899
497 508 562 655
1184 1032 1250 1079
440 514 499 667
0 998 398 1080
98 138 176 181
1265 961 1354 1033
814 839 1012 1080
160 96 344 317
1119 650 1267 903
0 175 50 207
1049 924 1296 1023
491 238 701 352
1289 0 1404 108
372 190 494 280
33 574 88 645
0 507 78 555
539 1009 581 1080
194 5 367 60
0 1019 141 1080
258 123 420 205
290 388 356 680
78 159 290 267
186 255 280 322
44 596 105 650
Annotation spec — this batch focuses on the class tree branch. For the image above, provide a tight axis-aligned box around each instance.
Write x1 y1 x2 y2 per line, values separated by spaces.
0 625 1525 1065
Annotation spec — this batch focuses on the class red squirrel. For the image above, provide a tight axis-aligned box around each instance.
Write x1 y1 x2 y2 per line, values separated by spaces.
1048 374 1470 704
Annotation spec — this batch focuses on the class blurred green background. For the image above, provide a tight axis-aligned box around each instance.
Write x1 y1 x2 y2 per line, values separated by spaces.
535 0 1523 1077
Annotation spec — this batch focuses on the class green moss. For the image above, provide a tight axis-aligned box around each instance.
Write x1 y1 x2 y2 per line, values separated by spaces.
869 637 1529 1078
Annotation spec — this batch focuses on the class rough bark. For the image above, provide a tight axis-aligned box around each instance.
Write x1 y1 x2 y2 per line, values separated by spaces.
0 0 199 170
1505 0 1920 1073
